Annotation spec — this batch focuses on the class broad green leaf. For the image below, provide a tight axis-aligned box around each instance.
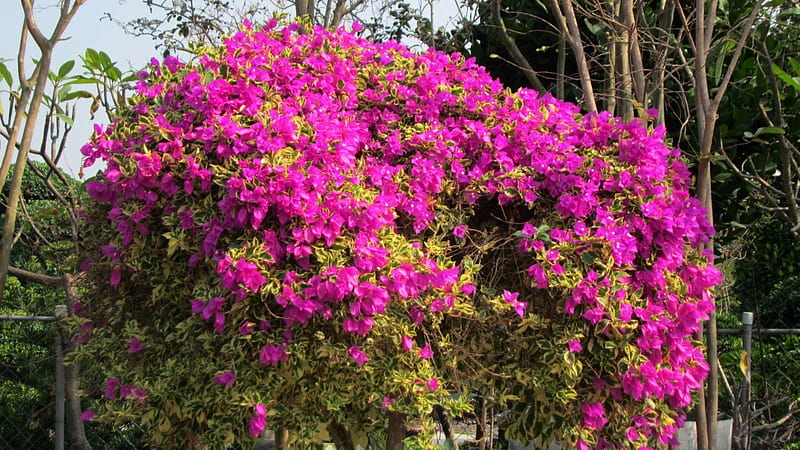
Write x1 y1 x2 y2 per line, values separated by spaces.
98 50 113 70
65 75 101 85
58 60 75 78
106 65 122 81
56 85 72 102
84 48 99 64
745 126 785 139
778 7 800 19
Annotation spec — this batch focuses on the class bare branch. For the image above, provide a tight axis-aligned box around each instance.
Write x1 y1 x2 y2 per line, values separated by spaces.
493 0 546 92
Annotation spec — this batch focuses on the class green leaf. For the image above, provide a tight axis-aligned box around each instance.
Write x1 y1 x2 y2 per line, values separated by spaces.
773 63 800 92
98 51 113 70
778 7 800 19
61 90 93 101
65 76 100 85
106 66 122 82
745 126 785 139
54 113 74 127
56 85 71 102
790 57 800 77
58 60 75 78
0 61 13 87
84 48 99 63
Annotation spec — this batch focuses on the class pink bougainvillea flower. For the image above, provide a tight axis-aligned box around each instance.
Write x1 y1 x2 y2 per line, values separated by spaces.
259 343 289 366
128 337 142 353
249 404 267 437
453 225 467 238
503 290 519 303
401 335 413 351
581 401 609 430
568 339 582 353
104 377 119 400
239 321 255 336
427 378 439 391
418 343 434 359
80 410 95 422
461 283 476 295
214 371 236 387
348 345 369 366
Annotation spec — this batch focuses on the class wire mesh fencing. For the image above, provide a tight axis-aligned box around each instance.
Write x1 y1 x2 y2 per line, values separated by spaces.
0 310 62 449
719 313 800 449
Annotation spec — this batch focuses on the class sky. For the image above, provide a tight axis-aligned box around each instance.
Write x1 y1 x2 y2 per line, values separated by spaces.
1 1 164 178
0 0 464 179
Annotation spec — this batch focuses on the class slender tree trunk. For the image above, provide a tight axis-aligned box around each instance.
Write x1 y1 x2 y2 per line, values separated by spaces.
494 0 547 92
0 19 36 194
386 411 407 450
623 0 646 108
652 0 674 125
64 273 91 450
556 37 565 99
434 404 459 450
328 420 355 450
758 35 800 228
616 0 633 121
0 51 51 305
605 1 617 114
475 395 487 450
694 2 762 446
0 0 85 299
550 0 597 112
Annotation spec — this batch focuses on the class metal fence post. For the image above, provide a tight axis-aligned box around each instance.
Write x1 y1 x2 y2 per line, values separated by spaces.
54 305 67 450
742 312 753 450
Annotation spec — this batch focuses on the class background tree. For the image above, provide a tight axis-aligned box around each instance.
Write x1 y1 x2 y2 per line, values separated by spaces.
454 1 792 446
0 2 146 448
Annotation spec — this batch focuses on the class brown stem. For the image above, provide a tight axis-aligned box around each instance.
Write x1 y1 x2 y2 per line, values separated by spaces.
0 18 35 196
493 0 547 92
616 0 633 121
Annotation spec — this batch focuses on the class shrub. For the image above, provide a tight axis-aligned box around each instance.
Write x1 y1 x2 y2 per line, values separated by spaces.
76 20 720 449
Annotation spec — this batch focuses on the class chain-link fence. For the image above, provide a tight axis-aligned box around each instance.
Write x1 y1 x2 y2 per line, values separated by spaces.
0 309 63 450
719 313 800 449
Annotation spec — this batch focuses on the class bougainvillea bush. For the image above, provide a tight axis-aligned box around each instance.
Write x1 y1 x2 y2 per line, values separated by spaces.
76 19 721 449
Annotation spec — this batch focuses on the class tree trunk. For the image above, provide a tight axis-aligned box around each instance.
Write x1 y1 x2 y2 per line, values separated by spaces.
475 395 487 450
64 273 91 450
550 0 597 112
386 411 407 450
328 420 355 450
433 404 459 450
0 0 85 299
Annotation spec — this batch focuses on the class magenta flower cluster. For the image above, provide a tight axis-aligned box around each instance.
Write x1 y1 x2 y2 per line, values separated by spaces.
80 19 720 448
